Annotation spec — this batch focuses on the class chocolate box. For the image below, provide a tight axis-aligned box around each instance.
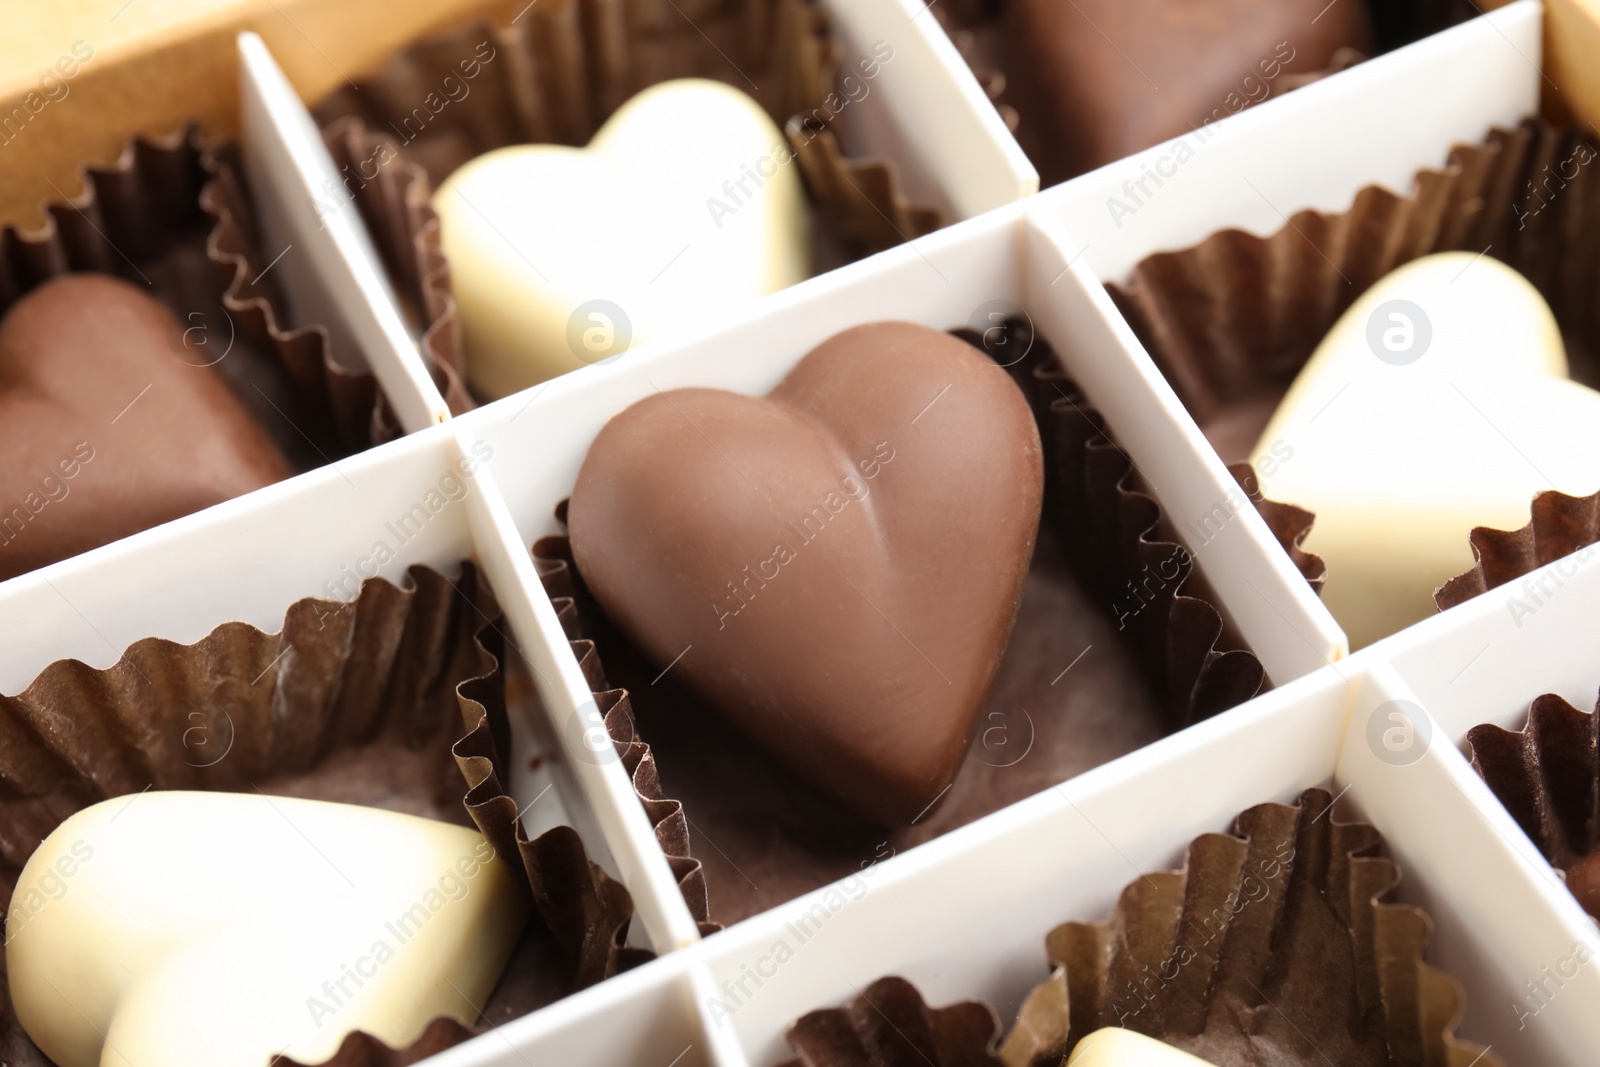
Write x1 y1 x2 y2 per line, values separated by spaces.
1 1 1597 1066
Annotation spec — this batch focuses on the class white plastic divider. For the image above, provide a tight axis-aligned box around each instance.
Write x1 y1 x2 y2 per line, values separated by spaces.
410 950 718 1067
237 32 451 433
417 661 1351 1067
1022 213 1347 680
692 664 1354 1065
1357 542 1600 993
822 0 1037 219
0 425 471 690
1371 546 1600 737
682 654 1599 1067
689 965 765 1067
449 423 702 953
1332 662 1600 1066
1039 0 1543 283
671 653 1600 1067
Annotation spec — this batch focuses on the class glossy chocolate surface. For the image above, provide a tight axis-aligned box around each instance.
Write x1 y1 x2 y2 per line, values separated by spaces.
568 322 1043 824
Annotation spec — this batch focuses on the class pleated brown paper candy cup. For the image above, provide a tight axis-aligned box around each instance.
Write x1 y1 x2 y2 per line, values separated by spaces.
1468 692 1600 905
997 788 1498 1067
770 790 1493 1067
782 976 1004 1067
310 0 942 402
1436 489 1600 610
527 323 1318 929
0 563 639 1067
532 532 719 936
938 0 1483 187
1108 119 1600 614
1111 119 1600 451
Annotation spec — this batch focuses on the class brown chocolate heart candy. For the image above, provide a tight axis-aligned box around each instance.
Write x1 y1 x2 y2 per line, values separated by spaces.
568 322 1044 824
1004 0 1373 183
0 274 290 579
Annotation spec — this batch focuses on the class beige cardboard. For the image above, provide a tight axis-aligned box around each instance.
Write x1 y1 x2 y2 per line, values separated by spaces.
0 0 532 229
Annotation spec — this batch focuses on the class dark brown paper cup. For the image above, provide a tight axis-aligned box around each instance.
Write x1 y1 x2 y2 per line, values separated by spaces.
999 788 1498 1067
1468 692 1600 912
772 790 1494 1067
783 976 1004 1066
0 563 638 1067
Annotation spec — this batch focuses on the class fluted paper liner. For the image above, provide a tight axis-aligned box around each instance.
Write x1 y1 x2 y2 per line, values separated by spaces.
1437 489 1600 609
317 118 475 438
526 324 1326 925
981 323 1292 724
1468 691 1600 901
1108 119 1600 616
533 533 719 936
776 790 1496 1066
309 0 942 399
999 788 1497 1066
0 563 638 1067
1227 463 1326 596
781 976 1004 1067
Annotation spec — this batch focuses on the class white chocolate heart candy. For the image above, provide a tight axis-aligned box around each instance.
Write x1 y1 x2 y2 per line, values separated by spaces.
435 78 811 398
6 792 527 1067
1066 1029 1217 1064
1249 252 1600 647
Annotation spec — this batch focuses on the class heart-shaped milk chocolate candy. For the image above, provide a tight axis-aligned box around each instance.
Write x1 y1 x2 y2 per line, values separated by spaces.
434 78 811 399
7 791 526 1067
1249 253 1600 648
568 322 1043 824
1004 0 1372 182
0 274 289 580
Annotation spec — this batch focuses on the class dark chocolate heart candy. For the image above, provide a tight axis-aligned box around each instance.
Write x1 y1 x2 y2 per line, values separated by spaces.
1005 0 1372 183
0 274 290 579
568 322 1043 824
